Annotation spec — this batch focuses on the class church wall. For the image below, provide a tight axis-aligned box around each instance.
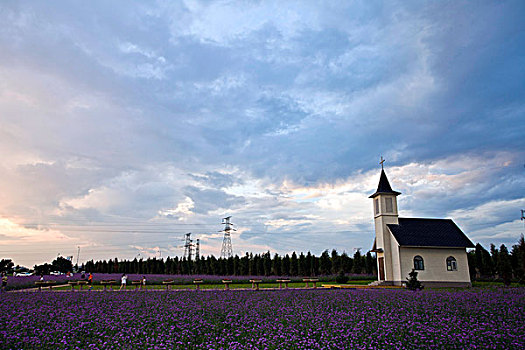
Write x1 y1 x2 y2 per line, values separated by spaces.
389 233 402 282
398 247 471 284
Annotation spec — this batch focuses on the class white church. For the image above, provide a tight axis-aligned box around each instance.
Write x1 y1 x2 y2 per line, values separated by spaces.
370 167 474 287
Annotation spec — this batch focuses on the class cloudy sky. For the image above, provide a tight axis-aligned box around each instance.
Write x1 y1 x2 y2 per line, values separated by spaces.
1 0 524 267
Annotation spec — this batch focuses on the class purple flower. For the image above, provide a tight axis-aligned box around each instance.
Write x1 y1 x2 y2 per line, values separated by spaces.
1 287 523 348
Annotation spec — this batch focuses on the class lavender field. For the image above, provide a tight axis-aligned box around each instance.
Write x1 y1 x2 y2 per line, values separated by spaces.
1 288 524 349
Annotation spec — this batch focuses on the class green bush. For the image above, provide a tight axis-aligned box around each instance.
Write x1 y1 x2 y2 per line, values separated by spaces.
406 269 423 291
335 271 349 284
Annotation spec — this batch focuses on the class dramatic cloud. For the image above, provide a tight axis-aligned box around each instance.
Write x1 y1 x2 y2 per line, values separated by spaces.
0 1 524 266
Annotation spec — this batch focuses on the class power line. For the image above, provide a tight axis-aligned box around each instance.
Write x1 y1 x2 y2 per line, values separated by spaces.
1 222 229 227
0 229 374 254
0 229 372 240
0 222 373 234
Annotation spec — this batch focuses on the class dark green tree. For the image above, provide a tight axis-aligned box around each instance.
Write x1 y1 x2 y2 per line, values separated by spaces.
498 244 512 286
248 253 255 275
467 250 477 280
227 256 234 275
306 252 313 276
209 255 219 275
272 253 281 276
341 252 353 273
365 251 375 275
217 257 226 275
257 254 265 276
331 249 341 275
490 244 499 276
319 250 331 275
312 255 320 276
281 254 290 276
84 260 95 273
33 263 53 275
113 258 119 273
298 252 307 276
290 252 298 276
0 259 14 273
252 254 260 275
335 270 349 284
52 256 73 273
511 235 525 283
241 253 250 275
406 269 423 291
173 257 181 274
352 249 363 274
233 255 240 275
263 252 272 276
474 243 495 278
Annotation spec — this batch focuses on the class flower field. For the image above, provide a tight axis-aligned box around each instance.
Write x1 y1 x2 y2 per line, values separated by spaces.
1 288 524 349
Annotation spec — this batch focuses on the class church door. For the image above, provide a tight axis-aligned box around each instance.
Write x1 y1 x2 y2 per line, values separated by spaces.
378 257 385 280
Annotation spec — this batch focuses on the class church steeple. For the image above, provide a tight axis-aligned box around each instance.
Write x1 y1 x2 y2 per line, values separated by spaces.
369 169 401 199
369 158 400 219
370 158 401 283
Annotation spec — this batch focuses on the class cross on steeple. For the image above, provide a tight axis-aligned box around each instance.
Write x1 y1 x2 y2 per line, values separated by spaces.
379 156 385 169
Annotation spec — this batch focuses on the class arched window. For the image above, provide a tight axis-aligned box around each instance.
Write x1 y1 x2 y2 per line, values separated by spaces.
413 256 424 270
447 256 457 271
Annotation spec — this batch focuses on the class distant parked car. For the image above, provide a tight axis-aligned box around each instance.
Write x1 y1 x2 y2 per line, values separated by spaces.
50 271 64 276
14 272 34 277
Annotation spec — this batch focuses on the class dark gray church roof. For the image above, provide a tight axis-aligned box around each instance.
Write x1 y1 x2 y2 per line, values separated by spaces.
387 218 475 248
369 169 401 198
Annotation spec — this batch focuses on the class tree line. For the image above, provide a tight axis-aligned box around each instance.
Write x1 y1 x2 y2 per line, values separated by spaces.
3 235 524 283
79 249 376 277
74 235 525 281
467 235 525 285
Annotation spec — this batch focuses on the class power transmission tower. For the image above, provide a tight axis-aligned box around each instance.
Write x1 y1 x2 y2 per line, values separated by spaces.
195 239 200 261
183 233 193 260
220 216 235 259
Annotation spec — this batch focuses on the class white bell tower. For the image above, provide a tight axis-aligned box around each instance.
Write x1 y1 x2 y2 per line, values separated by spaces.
369 158 400 283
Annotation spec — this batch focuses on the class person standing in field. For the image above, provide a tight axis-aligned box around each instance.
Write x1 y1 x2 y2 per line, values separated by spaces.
142 276 146 288
119 273 127 291
88 272 93 291
1 273 7 292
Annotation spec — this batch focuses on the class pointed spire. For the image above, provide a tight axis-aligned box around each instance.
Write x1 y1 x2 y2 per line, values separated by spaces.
376 169 394 193
369 169 401 198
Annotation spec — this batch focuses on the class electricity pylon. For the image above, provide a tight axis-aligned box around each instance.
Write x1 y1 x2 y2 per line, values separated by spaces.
183 233 193 260
220 216 235 259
